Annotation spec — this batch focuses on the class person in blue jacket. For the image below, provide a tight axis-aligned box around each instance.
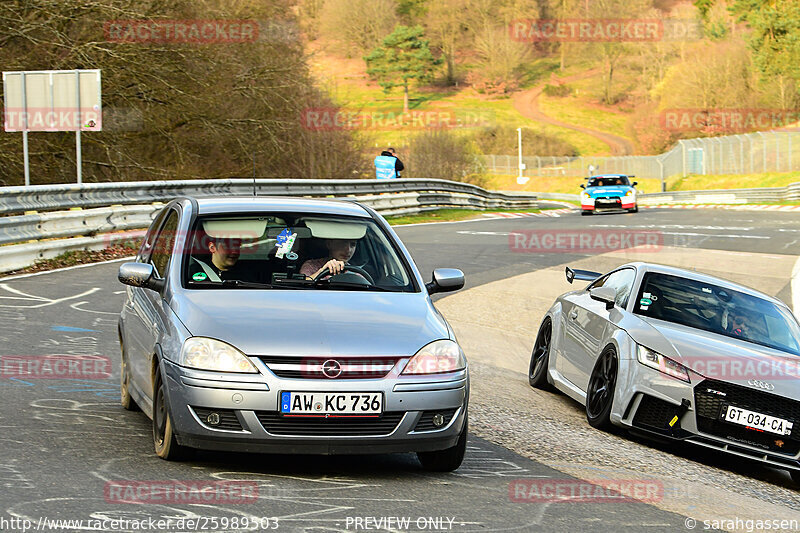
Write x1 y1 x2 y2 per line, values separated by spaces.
374 147 404 179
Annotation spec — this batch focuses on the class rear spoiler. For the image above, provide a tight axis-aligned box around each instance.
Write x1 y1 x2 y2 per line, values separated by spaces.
565 267 602 284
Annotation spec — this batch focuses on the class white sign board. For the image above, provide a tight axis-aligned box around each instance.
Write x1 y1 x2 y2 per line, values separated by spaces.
3 69 102 132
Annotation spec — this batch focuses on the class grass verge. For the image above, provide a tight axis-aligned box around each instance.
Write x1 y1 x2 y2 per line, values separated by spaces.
385 207 545 225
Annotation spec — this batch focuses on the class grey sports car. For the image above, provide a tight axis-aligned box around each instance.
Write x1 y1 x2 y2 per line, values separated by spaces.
117 196 468 471
529 263 800 482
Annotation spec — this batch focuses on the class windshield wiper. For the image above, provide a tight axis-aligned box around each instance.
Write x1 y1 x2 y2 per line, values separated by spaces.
319 281 398 292
220 280 275 289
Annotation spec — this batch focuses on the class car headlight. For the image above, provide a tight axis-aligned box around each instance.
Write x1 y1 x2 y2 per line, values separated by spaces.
402 340 466 375
180 337 258 373
637 345 689 382
582 192 591 200
625 190 634 197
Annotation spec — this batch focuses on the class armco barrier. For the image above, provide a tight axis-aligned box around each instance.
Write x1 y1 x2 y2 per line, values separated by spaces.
0 178 534 216
0 179 539 273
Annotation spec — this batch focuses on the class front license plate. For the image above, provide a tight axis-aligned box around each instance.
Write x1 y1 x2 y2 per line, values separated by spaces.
720 405 793 436
280 392 382 416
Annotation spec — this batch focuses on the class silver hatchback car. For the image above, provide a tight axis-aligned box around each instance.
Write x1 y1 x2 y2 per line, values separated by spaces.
117 196 469 471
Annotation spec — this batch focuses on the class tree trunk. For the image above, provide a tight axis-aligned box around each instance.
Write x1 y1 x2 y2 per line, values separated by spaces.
403 83 409 113
446 54 455 85
603 57 613 104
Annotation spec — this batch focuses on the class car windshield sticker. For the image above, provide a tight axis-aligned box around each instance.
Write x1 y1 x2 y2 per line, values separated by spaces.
276 228 291 245
276 229 297 259
192 272 207 281
702 287 712 293
640 305 649 310
640 297 652 306
643 292 651 298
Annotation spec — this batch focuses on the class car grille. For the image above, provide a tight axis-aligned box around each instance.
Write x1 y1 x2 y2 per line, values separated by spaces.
191 407 244 431
595 197 621 207
632 395 676 432
258 356 400 379
255 412 405 436
413 408 459 432
694 379 800 454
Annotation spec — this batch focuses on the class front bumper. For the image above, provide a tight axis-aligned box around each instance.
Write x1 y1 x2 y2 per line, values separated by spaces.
160 358 468 454
582 196 635 211
613 359 800 472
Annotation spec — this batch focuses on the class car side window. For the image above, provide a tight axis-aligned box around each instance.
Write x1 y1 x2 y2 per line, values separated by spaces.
602 268 637 308
150 210 179 278
137 209 168 262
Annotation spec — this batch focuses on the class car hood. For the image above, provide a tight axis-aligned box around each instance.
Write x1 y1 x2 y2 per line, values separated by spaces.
171 290 451 357
633 317 800 399
586 187 631 198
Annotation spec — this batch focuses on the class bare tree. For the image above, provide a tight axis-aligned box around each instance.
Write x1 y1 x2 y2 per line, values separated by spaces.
319 0 398 55
0 0 368 184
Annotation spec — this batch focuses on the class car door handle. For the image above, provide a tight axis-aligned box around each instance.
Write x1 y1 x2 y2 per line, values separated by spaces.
569 310 578 320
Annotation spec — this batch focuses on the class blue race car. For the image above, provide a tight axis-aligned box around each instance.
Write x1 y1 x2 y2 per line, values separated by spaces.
580 174 638 215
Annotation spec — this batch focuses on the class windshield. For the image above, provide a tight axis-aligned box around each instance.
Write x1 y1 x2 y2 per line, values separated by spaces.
587 177 630 187
633 272 800 355
182 212 415 292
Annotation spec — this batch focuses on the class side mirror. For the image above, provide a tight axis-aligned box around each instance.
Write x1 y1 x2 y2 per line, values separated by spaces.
632 181 638 187
565 266 602 284
589 286 617 310
118 262 165 292
426 268 465 295
579 184 585 189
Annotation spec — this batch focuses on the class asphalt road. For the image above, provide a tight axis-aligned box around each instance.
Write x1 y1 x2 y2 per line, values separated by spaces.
2 207 798 533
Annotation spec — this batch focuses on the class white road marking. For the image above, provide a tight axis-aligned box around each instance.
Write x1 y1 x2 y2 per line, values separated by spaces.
0 256 134 281
792 256 800 318
0 285 101 309
658 231 769 239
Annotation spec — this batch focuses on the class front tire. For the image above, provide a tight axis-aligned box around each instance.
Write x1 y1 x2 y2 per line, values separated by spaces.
417 413 467 472
586 347 618 431
528 318 553 390
627 205 638 213
153 368 193 461
790 469 800 486
581 210 592 216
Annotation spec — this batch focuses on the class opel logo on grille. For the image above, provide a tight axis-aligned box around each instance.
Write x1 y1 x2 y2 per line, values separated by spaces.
748 379 775 391
321 359 342 378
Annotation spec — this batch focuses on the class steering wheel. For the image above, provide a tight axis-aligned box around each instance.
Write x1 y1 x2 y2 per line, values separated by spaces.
312 264 375 285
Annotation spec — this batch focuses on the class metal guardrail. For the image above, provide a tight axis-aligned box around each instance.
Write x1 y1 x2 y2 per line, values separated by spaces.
638 187 788 205
0 178 534 216
0 179 539 273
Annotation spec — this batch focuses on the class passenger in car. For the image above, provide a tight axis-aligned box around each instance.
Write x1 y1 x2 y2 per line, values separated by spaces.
300 239 359 279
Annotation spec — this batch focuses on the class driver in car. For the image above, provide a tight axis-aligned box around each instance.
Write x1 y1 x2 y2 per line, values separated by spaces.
300 239 359 280
728 312 750 337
